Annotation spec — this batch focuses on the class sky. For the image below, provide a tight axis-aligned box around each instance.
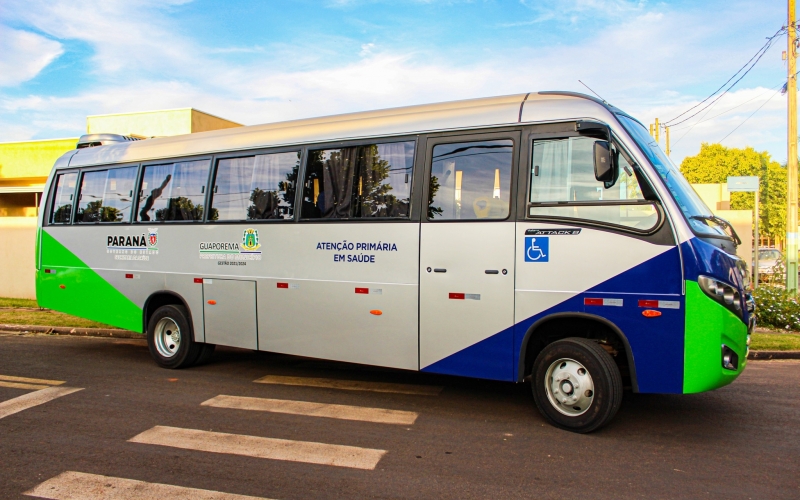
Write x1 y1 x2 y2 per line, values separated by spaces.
0 0 795 165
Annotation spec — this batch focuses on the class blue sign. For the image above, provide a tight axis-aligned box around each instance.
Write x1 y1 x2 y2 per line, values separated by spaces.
525 236 549 262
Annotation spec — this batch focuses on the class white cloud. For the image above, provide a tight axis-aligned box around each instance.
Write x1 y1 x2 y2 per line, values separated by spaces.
0 0 789 165
0 25 63 86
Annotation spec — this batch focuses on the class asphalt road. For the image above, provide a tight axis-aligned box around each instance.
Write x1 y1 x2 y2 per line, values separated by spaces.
0 332 798 499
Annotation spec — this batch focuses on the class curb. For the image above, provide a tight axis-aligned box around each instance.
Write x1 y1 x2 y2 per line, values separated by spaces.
0 323 142 339
748 350 800 360
1 323 798 358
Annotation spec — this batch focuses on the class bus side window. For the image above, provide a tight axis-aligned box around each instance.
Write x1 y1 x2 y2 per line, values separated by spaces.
210 152 300 221
137 160 209 222
49 172 78 224
301 141 414 219
528 137 657 230
427 139 513 220
75 166 137 223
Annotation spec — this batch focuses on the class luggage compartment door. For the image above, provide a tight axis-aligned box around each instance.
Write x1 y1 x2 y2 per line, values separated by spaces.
203 279 257 350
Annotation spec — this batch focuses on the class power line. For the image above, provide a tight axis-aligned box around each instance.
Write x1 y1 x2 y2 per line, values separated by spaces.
664 27 786 127
670 82 783 131
718 87 783 143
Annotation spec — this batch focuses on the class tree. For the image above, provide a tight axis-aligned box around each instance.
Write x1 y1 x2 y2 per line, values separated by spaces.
680 143 788 240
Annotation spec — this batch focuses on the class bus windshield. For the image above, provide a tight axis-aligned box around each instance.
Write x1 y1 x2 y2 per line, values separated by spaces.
616 114 729 240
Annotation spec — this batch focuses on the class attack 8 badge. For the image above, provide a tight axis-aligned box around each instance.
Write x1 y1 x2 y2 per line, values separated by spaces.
241 228 261 252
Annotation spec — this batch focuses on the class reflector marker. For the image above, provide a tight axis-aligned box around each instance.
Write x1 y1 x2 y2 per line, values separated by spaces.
193 278 203 284
637 300 680 309
124 273 139 279
355 288 369 294
584 298 623 307
277 283 289 289
44 269 56 274
449 293 465 300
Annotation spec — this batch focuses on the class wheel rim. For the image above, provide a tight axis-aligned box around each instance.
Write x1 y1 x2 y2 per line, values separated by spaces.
154 317 181 358
544 358 595 416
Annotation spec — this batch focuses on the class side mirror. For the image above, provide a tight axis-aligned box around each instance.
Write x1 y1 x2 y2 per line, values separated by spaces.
593 141 614 182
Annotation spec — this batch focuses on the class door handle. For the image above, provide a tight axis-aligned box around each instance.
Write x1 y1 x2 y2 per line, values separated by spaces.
433 268 447 273
485 270 499 274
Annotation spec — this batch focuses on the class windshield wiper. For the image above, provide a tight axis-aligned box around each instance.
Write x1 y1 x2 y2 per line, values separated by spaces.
690 215 742 246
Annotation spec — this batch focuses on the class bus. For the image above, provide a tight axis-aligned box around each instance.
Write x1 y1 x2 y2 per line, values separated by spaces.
36 92 754 433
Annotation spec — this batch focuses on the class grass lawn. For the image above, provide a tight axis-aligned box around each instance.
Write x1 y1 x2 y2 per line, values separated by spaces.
0 297 39 308
0 309 116 329
750 333 800 351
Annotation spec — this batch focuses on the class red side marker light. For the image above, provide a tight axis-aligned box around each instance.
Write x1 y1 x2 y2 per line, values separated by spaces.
449 293 465 300
355 288 369 294
194 278 203 284
125 273 134 279
59 284 65 289
642 309 661 318
638 300 659 308
584 298 603 306
370 310 383 315
207 300 217 305
277 282 289 289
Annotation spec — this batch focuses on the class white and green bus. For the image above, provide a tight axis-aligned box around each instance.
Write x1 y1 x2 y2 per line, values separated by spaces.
37 92 753 432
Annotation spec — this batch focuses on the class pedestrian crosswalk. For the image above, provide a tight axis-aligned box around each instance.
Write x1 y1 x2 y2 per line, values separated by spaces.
24 471 271 500
0 373 81 421
253 374 443 395
130 425 387 470
24 371 440 497
202 394 419 425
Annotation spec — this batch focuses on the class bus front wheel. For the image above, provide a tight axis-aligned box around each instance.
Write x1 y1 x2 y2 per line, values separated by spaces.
147 305 202 369
531 337 623 433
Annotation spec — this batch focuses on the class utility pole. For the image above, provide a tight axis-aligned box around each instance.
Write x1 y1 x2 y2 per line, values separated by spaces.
654 118 660 143
787 0 798 294
665 126 671 156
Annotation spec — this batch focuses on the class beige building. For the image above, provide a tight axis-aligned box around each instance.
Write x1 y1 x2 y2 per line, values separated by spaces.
0 109 242 299
691 183 754 262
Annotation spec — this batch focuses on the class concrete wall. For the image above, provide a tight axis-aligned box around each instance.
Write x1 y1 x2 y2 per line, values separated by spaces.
0 138 77 183
0 217 37 299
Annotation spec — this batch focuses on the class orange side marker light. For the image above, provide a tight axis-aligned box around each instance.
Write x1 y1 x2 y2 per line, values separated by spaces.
59 284 66 289
370 310 383 316
207 300 217 305
642 309 661 318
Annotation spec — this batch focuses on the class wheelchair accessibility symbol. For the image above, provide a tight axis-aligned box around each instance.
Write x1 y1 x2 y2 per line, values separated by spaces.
525 236 549 262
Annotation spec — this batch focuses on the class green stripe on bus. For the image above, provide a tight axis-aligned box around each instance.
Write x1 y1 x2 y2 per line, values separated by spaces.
36 230 144 333
683 280 747 394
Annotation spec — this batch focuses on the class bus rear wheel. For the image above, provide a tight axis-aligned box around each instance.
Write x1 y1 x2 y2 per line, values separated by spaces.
147 305 202 369
531 337 623 433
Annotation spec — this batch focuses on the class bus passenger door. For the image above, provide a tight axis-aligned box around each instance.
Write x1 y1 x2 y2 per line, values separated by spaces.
419 132 519 381
203 279 258 350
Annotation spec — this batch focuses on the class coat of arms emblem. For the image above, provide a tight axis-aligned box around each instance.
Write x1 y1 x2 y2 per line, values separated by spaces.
242 228 261 252
147 228 158 248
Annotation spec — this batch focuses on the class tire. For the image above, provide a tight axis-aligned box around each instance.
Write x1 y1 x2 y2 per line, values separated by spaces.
147 304 201 369
193 343 216 366
531 337 623 433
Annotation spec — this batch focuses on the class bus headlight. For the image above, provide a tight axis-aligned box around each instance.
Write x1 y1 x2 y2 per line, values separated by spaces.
698 275 742 318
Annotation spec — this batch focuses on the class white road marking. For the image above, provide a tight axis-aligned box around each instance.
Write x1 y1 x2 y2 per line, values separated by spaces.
129 425 386 470
0 374 65 385
0 381 52 391
253 375 443 396
24 471 271 499
0 386 83 420
202 394 418 425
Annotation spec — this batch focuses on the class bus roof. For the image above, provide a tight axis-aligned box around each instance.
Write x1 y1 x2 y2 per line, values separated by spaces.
62 92 620 168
